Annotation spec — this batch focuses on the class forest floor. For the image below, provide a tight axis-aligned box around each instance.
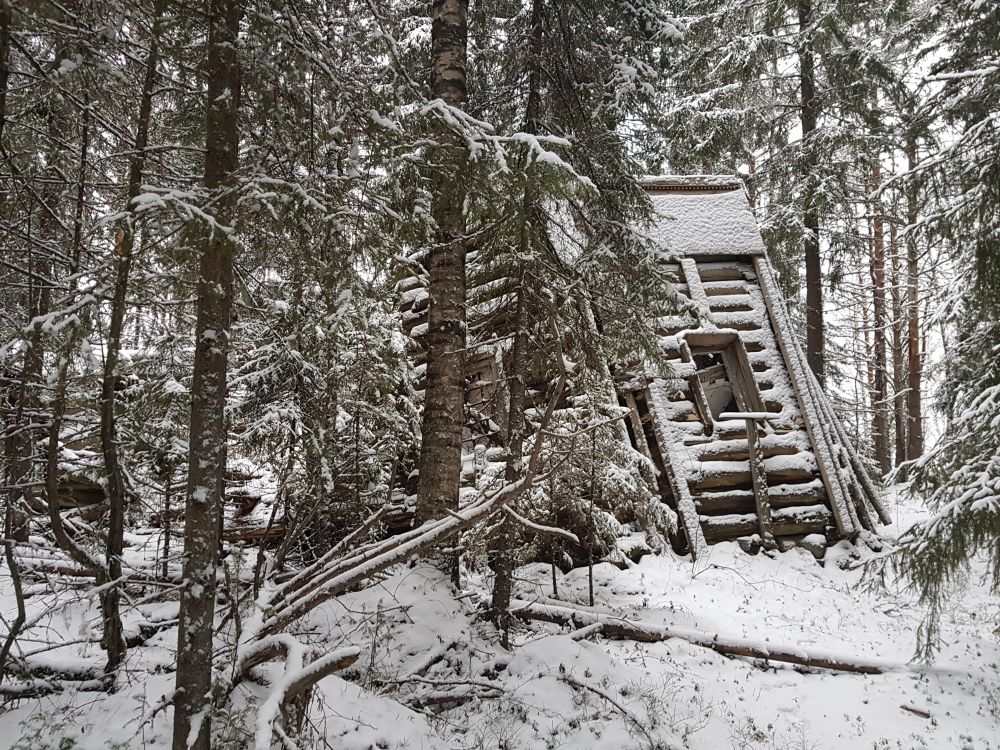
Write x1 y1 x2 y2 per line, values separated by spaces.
0 490 997 750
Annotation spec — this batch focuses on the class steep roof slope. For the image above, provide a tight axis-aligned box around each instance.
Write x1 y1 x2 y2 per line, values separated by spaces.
643 176 766 257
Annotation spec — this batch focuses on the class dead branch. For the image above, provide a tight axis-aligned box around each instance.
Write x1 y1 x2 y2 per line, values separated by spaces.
397 639 458 680
242 639 361 750
0 536 27 679
271 506 388 606
281 647 362 705
0 677 106 700
560 674 655 748
503 505 580 544
511 599 900 675
900 703 931 719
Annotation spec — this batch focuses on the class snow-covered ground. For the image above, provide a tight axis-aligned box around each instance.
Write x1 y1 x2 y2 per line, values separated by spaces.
1 491 997 749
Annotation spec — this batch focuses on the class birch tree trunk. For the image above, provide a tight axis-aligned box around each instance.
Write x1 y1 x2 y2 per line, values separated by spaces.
415 0 469 575
171 0 241 747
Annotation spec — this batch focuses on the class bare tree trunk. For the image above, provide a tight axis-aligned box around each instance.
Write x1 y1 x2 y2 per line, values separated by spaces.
415 0 469 585
870 163 890 476
861 270 874 423
171 0 242 747
100 0 164 689
490 0 544 646
0 503 26 678
0 0 10 143
905 134 923 460
489 275 525 646
889 219 907 467
798 0 823 383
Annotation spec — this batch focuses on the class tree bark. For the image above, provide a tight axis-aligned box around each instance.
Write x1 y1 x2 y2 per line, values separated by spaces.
798 0 823 383
0 0 10 143
889 219 907 467
905 134 923 460
415 0 469 584
870 161 890 475
171 0 242 747
511 600 898 675
490 0 544 647
100 0 164 689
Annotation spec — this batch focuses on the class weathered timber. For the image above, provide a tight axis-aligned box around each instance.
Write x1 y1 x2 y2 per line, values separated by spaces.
510 600 898 674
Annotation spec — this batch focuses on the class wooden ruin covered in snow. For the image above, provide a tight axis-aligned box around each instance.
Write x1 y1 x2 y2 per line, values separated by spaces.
397 175 888 558
616 176 888 556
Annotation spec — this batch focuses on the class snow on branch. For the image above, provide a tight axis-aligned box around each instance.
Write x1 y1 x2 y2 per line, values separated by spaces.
503 505 580 545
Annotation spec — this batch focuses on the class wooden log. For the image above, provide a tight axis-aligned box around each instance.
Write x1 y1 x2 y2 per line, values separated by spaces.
701 506 831 542
510 600 897 674
753 257 857 537
706 296 754 312
745 416 774 545
694 441 800 462
678 341 714 435
694 482 827 514
688 463 815 491
696 264 753 282
702 282 751 297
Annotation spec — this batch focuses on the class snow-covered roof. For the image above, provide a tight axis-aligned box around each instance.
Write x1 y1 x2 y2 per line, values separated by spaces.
642 175 766 257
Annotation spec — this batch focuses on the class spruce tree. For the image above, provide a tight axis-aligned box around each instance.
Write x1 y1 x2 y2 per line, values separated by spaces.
887 0 1000 657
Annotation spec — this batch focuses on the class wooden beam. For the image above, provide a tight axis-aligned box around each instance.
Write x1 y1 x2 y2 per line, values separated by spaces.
678 340 715 435
510 599 897 674
753 257 857 537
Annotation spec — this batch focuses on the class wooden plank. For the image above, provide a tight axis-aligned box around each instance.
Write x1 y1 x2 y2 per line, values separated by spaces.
683 330 737 349
696 362 727 383
753 256 856 537
701 507 830 543
644 380 709 557
688 463 814 491
678 340 714 434
622 391 652 461
745 417 775 545
721 339 766 414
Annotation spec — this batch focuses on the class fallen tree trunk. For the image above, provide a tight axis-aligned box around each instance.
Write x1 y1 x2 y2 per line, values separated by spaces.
511 599 903 675
254 369 568 640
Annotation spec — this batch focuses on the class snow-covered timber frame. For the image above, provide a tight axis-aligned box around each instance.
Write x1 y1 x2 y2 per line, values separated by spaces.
624 176 889 557
397 175 889 558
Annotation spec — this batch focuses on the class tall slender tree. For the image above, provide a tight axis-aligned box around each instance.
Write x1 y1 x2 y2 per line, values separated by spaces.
172 0 242 746
415 1 470 583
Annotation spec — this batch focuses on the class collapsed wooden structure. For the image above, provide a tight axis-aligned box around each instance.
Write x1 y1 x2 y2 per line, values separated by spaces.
617 177 888 556
398 175 888 558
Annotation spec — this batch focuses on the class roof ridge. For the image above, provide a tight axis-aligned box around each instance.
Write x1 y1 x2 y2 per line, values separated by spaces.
641 174 744 192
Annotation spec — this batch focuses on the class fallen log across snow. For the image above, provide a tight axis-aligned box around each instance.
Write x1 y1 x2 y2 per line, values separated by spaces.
510 599 907 675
